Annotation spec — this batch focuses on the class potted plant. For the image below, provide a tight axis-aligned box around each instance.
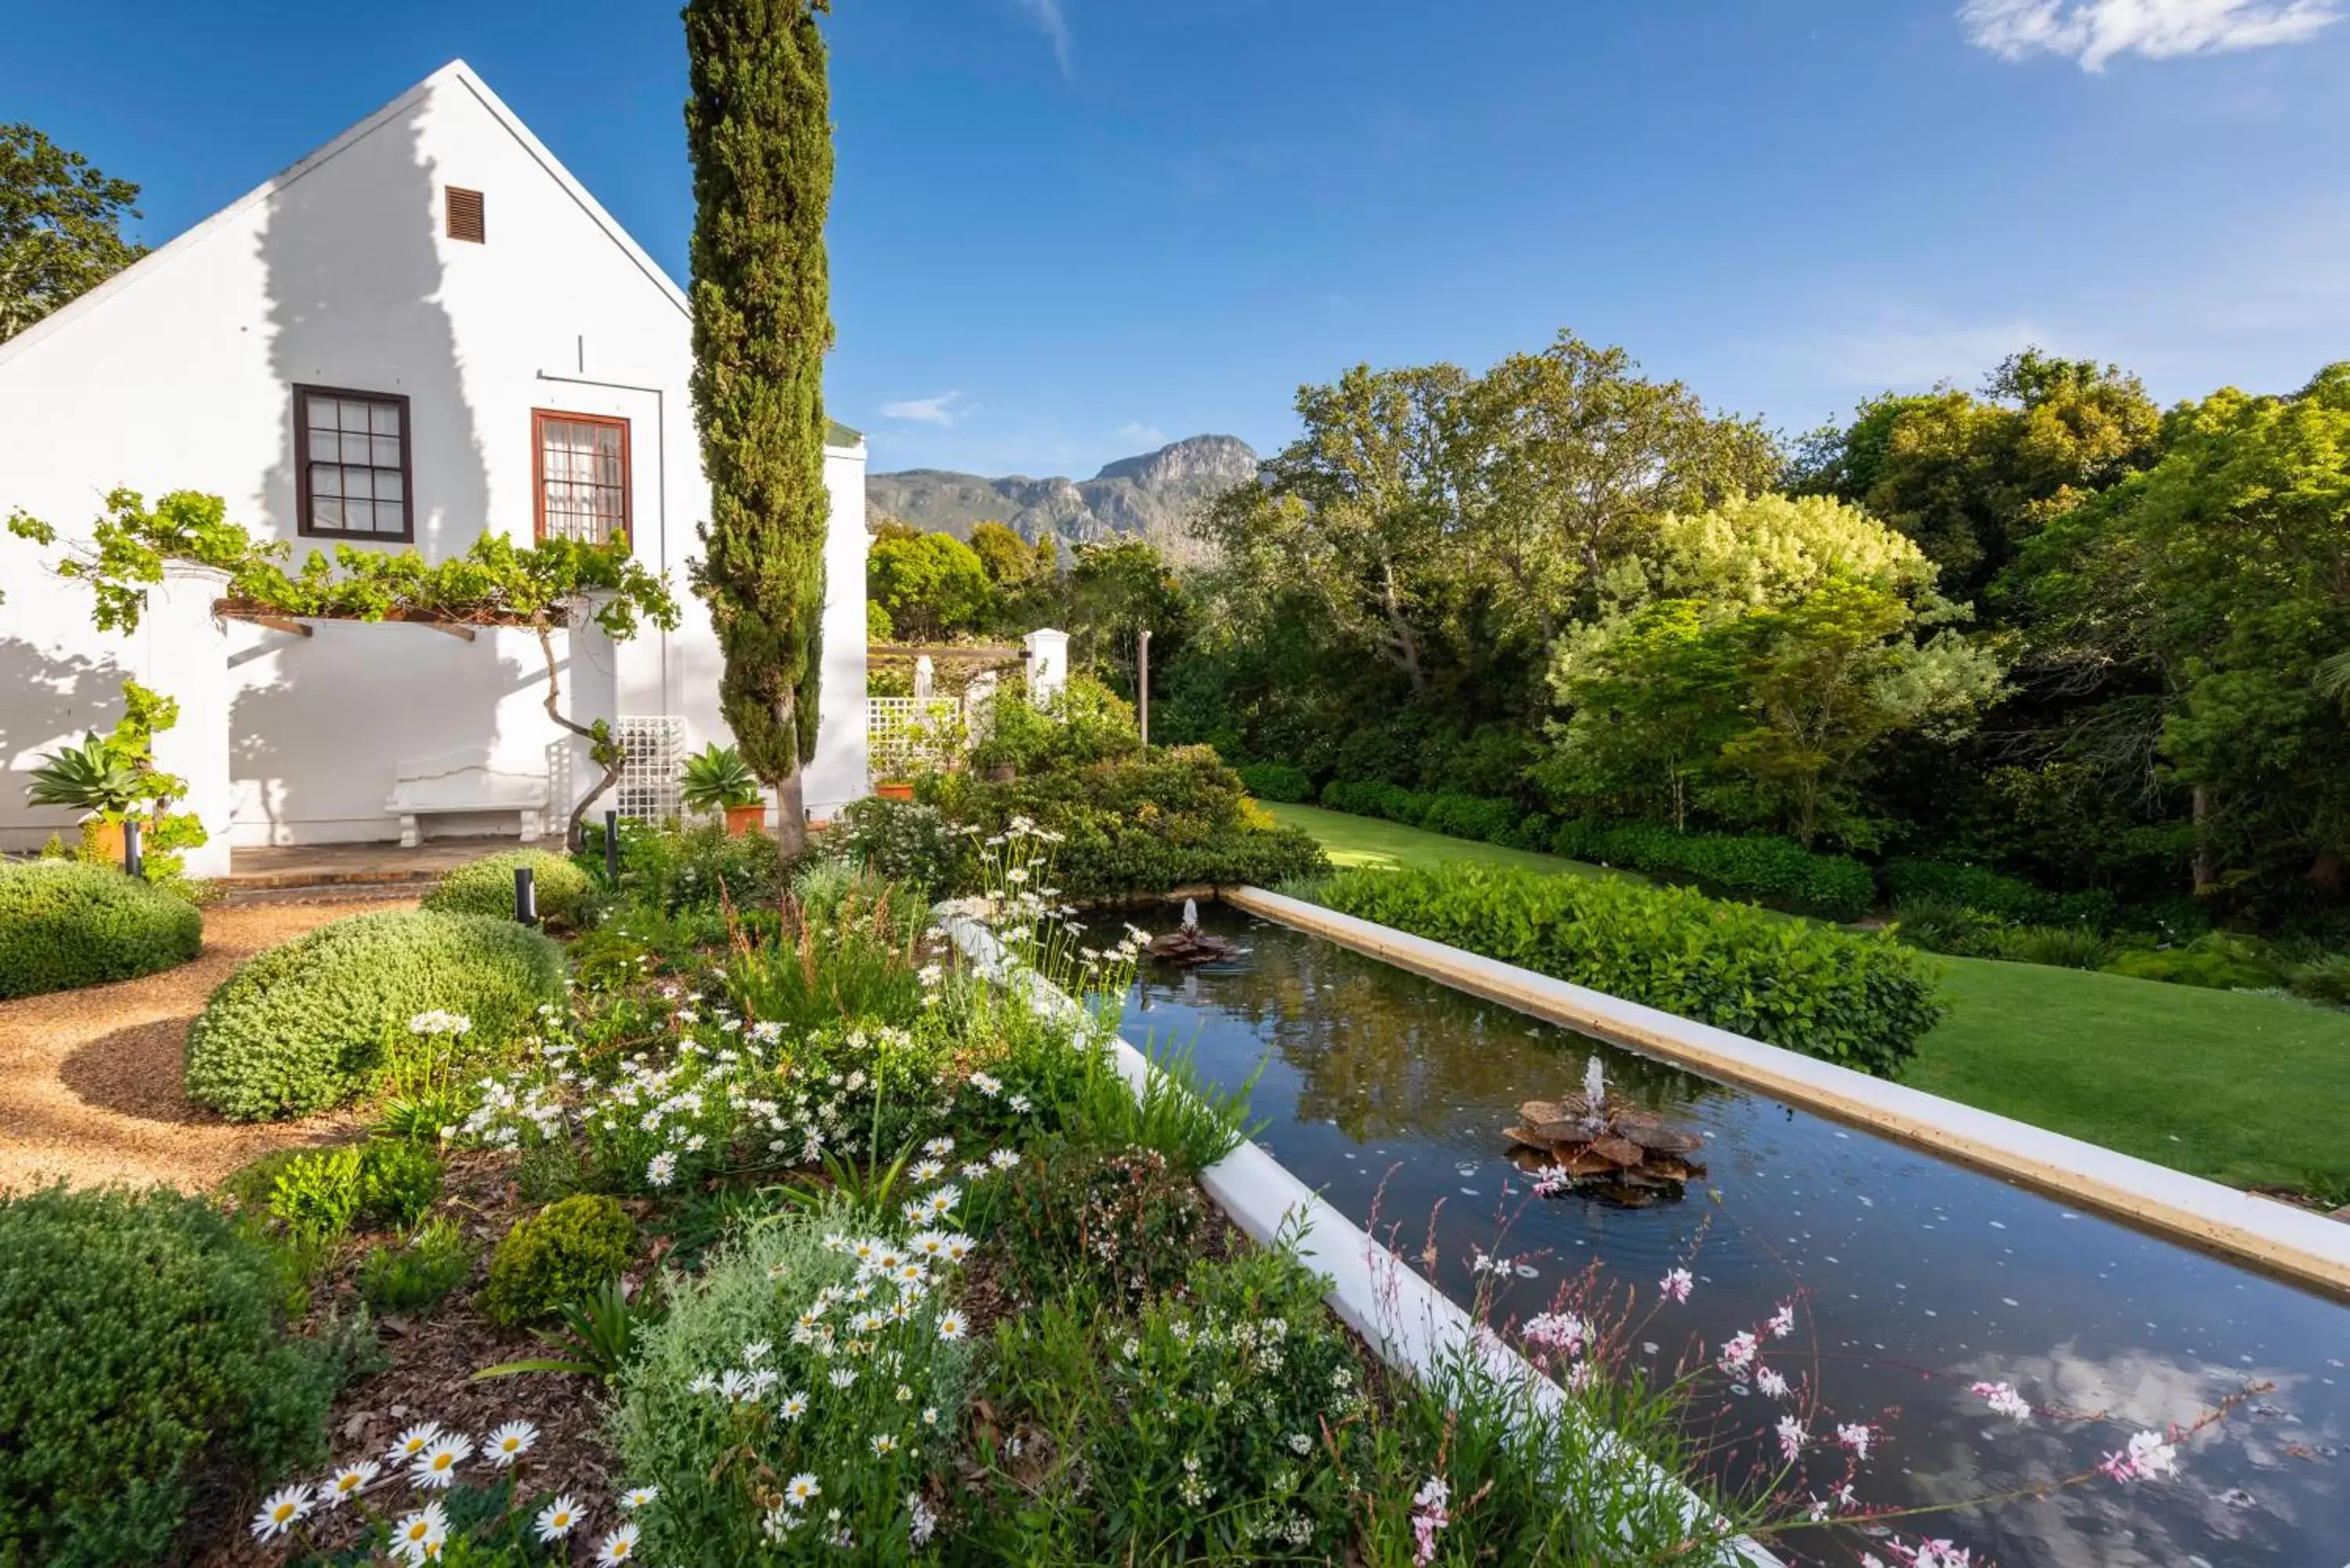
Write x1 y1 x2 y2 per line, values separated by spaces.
25 732 148 862
874 773 917 802
679 743 767 836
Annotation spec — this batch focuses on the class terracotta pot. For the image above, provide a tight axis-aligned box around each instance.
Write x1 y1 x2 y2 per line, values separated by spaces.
723 804 767 837
876 780 916 802
88 818 127 865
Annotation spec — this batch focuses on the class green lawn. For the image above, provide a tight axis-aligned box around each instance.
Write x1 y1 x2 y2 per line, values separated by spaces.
1265 801 2350 1193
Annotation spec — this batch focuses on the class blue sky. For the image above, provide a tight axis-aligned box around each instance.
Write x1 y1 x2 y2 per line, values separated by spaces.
8 1 2347 478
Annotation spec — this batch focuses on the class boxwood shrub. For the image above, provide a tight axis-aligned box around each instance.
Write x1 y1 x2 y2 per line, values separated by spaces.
185 909 567 1121
481 1193 636 1326
0 859 202 1000
0 1185 332 1566
421 847 593 930
928 747 1330 899
1418 791 1523 845
1311 866 1944 1076
1550 818 1877 921
1233 761 1316 804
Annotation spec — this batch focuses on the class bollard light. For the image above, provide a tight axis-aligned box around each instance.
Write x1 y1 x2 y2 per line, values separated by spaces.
604 809 619 883
122 818 143 881
514 865 539 927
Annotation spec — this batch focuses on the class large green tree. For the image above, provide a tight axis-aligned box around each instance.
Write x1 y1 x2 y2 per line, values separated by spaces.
1 124 145 344
1793 349 2161 602
684 0 834 854
2008 364 2350 896
866 528 994 641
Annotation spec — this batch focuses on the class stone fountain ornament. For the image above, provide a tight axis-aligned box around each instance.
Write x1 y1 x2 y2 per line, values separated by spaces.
1503 1054 1707 1205
1147 898 1246 965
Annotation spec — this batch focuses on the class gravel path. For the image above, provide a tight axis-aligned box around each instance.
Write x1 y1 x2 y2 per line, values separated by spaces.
0 898 415 1194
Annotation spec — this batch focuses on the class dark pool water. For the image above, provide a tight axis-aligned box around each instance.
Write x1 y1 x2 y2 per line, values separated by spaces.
1104 906 2350 1568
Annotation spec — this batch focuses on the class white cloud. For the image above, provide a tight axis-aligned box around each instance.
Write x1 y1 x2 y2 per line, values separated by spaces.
1114 421 1168 449
879 393 967 428
1960 0 2342 70
1012 0 1075 78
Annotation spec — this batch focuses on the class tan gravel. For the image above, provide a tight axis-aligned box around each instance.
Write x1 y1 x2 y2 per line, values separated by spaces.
0 898 416 1194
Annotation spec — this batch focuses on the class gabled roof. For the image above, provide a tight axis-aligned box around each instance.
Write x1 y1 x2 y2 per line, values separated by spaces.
0 60 689 371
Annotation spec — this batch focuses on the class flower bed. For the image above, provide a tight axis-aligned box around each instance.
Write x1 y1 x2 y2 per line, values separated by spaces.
0 820 2244 1568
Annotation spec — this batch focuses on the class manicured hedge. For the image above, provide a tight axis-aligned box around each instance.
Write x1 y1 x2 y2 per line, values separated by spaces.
929 747 1331 899
1880 858 2118 930
1551 818 1877 921
1311 866 1944 1076
422 847 594 929
0 859 202 1000
185 909 567 1121
1234 762 1316 804
0 1185 332 1566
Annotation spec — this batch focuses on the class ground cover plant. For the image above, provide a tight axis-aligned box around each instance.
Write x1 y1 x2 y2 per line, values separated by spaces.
421 848 592 930
0 856 202 999
183 909 567 1121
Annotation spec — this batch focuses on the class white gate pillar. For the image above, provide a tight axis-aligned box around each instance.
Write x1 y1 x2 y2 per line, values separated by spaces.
1023 627 1069 703
139 562 234 878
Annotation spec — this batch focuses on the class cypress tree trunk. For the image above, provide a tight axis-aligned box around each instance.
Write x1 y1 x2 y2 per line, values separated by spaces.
684 0 834 858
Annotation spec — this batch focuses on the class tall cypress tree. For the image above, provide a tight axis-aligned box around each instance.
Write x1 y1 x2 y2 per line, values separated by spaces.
684 0 834 854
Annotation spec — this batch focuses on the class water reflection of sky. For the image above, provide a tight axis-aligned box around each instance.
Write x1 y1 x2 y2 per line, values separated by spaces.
1106 907 2350 1568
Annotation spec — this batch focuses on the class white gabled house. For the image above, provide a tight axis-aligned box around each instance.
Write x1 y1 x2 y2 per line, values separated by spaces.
0 60 870 875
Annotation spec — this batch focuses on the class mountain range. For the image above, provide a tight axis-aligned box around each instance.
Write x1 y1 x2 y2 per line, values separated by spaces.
866 435 1258 564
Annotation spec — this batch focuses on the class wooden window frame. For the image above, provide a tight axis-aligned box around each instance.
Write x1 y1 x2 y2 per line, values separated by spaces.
293 384 414 542
531 408 633 548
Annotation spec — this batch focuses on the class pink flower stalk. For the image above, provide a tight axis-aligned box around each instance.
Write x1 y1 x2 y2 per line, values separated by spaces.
1836 1422 1875 1460
1409 1476 1450 1565
1718 1331 1759 1375
1658 1266 1694 1304
2098 1429 2180 1485
1766 1302 1795 1339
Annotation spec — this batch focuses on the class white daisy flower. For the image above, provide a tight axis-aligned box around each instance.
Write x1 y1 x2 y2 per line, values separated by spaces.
871 1433 899 1455
596 1522 642 1563
385 1422 443 1464
938 1310 969 1342
485 1419 538 1466
391 1501 450 1561
319 1459 380 1507
535 1494 583 1541
784 1472 822 1507
620 1485 660 1509
410 1433 474 1489
779 1390 809 1421
249 1483 313 1540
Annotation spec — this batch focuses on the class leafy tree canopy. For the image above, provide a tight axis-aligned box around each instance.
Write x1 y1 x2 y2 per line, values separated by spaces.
0 123 143 344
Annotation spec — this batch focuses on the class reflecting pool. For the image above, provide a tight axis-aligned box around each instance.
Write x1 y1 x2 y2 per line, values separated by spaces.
1104 905 2350 1568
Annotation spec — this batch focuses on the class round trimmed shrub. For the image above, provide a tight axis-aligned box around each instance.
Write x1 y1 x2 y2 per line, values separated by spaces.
481 1193 636 1326
422 847 593 930
0 859 201 1000
184 909 566 1121
0 1185 332 1566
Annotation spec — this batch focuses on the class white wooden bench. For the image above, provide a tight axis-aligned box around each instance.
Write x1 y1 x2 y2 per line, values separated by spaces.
386 748 550 847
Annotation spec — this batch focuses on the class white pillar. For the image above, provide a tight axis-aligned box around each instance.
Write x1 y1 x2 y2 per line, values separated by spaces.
139 562 233 879
1024 627 1069 703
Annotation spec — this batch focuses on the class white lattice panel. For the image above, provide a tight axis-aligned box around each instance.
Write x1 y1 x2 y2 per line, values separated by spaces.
867 696 967 777
615 715 686 822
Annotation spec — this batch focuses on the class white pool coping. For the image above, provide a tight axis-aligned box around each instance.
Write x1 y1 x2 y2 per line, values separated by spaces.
934 902 1778 1567
1224 884 2350 1301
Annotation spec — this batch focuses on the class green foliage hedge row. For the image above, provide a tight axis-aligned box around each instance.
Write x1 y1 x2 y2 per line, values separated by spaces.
184 909 568 1122
1550 818 1877 921
1881 858 2118 930
1317 779 1554 851
1311 865 1944 1075
0 859 201 1000
1233 761 1316 804
421 848 593 930
0 1186 332 1566
928 747 1330 899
